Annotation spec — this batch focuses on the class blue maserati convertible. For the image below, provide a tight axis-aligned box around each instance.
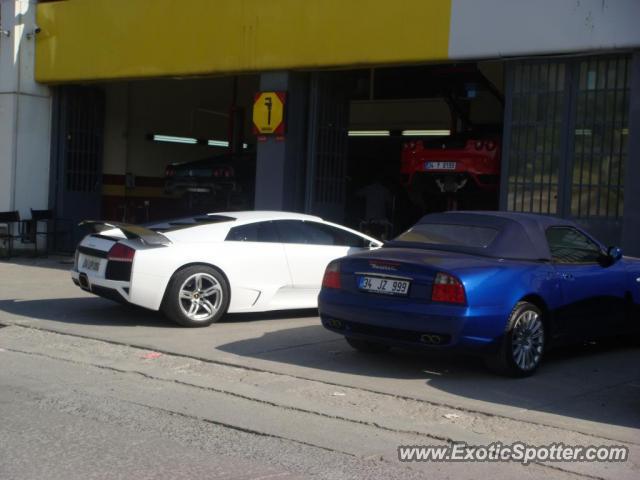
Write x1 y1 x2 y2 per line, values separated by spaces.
319 211 640 376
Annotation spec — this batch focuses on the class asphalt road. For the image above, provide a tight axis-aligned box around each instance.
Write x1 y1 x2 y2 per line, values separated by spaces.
1 257 639 479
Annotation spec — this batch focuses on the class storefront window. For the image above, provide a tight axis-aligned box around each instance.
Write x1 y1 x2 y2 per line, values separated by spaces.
571 56 630 219
506 54 631 221
507 61 565 214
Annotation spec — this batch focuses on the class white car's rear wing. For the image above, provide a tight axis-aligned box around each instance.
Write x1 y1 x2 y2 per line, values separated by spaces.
80 220 172 245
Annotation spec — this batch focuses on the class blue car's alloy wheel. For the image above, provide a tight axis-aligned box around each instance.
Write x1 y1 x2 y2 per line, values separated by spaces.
511 309 545 371
488 301 546 377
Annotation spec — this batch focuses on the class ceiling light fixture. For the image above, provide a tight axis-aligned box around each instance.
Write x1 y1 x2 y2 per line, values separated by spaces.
208 139 230 147
402 130 450 136
348 130 390 137
153 135 198 145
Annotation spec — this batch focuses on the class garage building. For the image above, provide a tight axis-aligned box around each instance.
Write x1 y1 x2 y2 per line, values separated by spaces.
1 0 639 253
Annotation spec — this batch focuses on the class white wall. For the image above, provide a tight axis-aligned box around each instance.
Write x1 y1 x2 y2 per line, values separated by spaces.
13 93 50 213
0 0 51 221
450 0 640 59
0 94 16 211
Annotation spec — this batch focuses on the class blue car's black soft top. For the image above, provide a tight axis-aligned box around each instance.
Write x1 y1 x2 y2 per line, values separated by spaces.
387 211 590 261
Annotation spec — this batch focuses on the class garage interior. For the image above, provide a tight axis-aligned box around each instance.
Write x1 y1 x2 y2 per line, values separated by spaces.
100 75 260 223
51 55 633 250
49 61 505 247
344 62 504 237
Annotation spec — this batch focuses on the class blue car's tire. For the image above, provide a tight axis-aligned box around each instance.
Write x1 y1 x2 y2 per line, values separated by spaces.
487 301 545 377
345 337 390 354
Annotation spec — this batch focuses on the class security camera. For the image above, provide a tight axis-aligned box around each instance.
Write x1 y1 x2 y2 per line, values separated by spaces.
26 26 41 39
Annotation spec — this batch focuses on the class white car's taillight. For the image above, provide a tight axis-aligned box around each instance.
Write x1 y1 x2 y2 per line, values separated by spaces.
107 243 136 262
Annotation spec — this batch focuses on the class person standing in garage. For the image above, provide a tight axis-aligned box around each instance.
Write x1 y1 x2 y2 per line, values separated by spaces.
355 178 394 240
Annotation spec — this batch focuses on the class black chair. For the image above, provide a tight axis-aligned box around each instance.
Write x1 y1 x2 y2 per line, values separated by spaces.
0 211 21 258
28 209 73 256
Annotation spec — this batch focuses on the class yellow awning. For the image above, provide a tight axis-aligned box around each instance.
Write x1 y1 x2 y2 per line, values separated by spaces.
36 0 451 83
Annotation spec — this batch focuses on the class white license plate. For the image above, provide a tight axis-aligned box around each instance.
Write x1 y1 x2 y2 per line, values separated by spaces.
358 276 410 296
81 256 101 272
425 161 457 170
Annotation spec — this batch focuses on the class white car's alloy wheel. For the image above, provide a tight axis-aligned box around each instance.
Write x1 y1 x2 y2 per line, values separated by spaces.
162 265 230 327
178 273 223 322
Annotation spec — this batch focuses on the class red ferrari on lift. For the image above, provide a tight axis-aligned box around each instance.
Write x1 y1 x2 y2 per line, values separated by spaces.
400 134 501 211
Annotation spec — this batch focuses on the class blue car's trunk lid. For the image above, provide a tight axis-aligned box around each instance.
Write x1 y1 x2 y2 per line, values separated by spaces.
338 247 502 302
342 247 500 272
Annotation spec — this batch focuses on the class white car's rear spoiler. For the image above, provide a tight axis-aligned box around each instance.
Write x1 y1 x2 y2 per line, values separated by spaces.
80 220 172 245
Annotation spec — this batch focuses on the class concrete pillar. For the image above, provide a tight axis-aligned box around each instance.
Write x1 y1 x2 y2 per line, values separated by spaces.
254 71 309 212
0 0 52 242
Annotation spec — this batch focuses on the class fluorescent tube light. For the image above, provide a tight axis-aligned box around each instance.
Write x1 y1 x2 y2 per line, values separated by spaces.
208 139 230 147
348 130 390 137
153 134 197 144
402 130 450 136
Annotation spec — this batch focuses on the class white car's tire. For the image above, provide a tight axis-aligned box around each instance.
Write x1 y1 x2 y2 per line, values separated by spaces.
162 265 230 327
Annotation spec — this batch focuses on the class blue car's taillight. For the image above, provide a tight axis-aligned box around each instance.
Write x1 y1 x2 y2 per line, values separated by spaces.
431 272 465 304
322 261 341 289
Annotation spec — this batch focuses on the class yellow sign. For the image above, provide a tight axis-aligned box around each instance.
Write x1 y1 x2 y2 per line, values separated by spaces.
253 91 286 135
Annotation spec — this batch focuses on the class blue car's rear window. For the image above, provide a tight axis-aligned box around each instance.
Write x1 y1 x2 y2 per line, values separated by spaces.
394 223 499 248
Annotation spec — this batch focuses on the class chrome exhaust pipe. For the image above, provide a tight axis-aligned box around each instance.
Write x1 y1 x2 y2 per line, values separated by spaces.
420 334 442 345
328 318 344 329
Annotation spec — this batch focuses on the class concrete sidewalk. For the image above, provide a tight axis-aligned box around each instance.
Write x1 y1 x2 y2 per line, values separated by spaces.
1 257 639 450
3 324 638 479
